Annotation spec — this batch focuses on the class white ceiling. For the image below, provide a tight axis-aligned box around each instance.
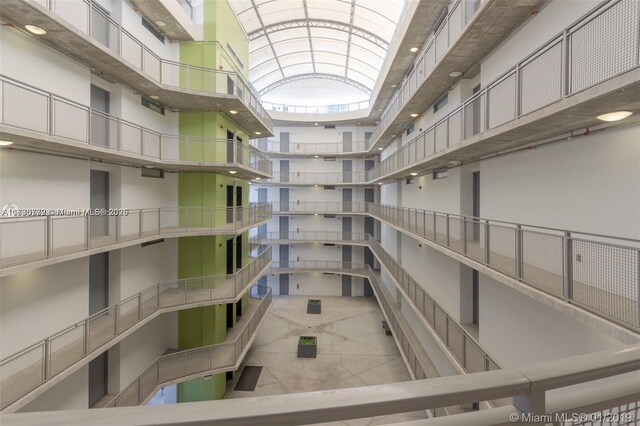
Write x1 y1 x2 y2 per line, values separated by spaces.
229 0 405 98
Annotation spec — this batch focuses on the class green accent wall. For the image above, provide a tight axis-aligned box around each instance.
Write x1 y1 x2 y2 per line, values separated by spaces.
176 0 254 404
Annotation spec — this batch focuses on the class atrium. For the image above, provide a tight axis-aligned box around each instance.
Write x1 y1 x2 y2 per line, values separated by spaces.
0 0 638 424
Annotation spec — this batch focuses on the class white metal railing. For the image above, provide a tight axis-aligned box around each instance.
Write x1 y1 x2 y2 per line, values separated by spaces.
0 76 273 176
252 231 368 244
367 203 640 331
0 204 272 270
31 0 272 128
0 247 272 412
251 139 370 155
107 285 272 408
265 170 369 185
262 100 370 115
268 260 368 276
369 0 482 147
367 235 499 375
272 201 367 214
369 0 639 179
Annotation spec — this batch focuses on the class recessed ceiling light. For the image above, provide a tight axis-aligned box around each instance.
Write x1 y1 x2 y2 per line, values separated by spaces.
314 185 318 187
410 172 418 176
314 123 319 126
149 95 160 100
378 147 383 150
255 177 261 180
314 213 318 216
596 111 633 122
410 47 419 53
143 165 154 169
314 155 319 158
0 140 14 146
449 71 463 78
25 25 46 35
155 20 166 27
391 84 398 88
390 134 396 137
410 113 419 118
255 131 262 135
377 182 383 185
356 122 360 125
229 110 238 114
229 170 237 174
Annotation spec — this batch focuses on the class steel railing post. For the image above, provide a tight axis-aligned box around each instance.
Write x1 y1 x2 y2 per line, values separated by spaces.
45 216 52 258
139 210 143 238
515 225 523 279
563 231 573 301
115 305 120 334
43 340 50 380
446 214 450 247
85 214 90 249
463 217 468 255
484 220 490 264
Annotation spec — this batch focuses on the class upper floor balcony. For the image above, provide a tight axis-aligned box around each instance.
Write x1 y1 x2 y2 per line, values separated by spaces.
0 203 272 276
251 138 373 157
368 0 549 150
0 76 273 179
128 0 200 41
259 170 372 186
0 0 273 135
369 0 640 181
272 201 367 216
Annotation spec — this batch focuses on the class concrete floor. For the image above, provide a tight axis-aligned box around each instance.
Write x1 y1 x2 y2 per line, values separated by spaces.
227 295 427 425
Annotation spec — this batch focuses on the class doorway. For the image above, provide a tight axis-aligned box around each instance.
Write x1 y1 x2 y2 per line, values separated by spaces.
472 270 479 326
236 135 244 165
342 188 352 212
90 170 109 238
90 85 110 147
227 130 235 163
472 171 480 240
227 185 234 224
235 235 242 271
226 238 234 275
88 251 109 407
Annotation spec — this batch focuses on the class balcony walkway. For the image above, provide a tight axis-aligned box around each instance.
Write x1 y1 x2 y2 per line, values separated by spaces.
0 251 272 413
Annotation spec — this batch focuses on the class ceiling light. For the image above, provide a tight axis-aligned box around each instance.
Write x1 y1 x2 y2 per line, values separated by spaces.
143 165 155 169
25 25 46 35
356 122 360 125
410 172 418 176
255 131 262 135
377 182 383 185
314 155 319 158
314 185 318 187
149 95 160 100
391 84 398 88
449 71 463 78
410 47 419 53
410 113 419 118
378 147 383 150
229 171 237 174
390 134 396 137
596 111 633 122
314 123 319 126
229 110 238 114
0 140 14 146
255 177 261 180
155 20 166 27
314 213 318 216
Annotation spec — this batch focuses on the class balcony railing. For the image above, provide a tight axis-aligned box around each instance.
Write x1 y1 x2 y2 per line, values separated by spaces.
252 231 368 244
262 100 370 115
0 204 272 270
269 261 369 276
367 203 640 332
251 139 370 155
265 170 370 185
0 76 273 176
368 236 499 375
272 201 367 214
30 0 271 128
0 247 272 412
369 0 482 146
107 285 272 408
369 0 639 180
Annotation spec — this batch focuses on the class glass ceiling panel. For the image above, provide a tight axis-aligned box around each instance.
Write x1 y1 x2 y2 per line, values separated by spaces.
230 0 406 100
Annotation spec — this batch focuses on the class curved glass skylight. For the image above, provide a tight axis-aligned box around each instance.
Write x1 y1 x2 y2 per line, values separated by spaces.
229 0 405 100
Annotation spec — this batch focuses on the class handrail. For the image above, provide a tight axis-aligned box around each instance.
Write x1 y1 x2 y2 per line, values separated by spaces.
262 99 370 115
0 76 273 176
271 201 367 214
264 170 370 185
252 231 368 244
0 247 272 412
250 139 371 155
25 0 272 129
369 0 639 178
268 261 368 276
366 203 640 331
0 203 272 270
106 285 272 408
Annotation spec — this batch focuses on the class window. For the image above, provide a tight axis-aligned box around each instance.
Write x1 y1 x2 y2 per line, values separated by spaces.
324 157 336 162
434 93 448 113
141 16 165 43
226 41 244 69
324 124 336 129
141 96 165 115
142 168 164 178
406 123 415 136
323 185 336 190
433 169 448 180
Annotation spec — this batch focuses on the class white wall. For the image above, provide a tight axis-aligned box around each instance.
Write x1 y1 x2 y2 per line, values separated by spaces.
20 367 88 412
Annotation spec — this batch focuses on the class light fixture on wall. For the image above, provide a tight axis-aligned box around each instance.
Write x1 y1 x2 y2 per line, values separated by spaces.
0 140 14 146
25 25 46 35
229 110 238 115
410 47 419 52
449 71 463 78
596 111 632 122
410 113 419 118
